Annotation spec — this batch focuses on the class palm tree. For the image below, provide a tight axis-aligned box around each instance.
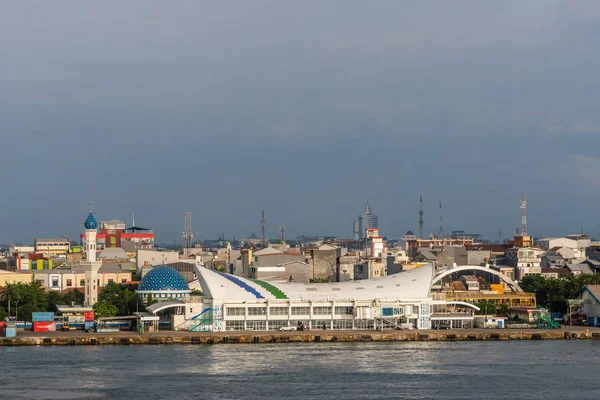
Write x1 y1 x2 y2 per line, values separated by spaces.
0 283 20 319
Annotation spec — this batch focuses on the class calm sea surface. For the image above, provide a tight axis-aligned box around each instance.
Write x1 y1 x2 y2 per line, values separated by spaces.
1 341 599 400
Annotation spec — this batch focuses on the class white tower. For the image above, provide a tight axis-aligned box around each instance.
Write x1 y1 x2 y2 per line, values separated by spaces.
82 201 102 306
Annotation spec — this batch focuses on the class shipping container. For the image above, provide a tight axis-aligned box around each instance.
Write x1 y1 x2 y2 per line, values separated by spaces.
32 312 55 322
84 311 95 322
33 322 57 332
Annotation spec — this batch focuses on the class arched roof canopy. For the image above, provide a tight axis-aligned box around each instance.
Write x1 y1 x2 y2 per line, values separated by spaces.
431 265 522 293
146 300 185 314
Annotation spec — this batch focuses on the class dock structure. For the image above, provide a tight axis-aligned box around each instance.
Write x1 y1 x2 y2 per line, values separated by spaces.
2 328 600 346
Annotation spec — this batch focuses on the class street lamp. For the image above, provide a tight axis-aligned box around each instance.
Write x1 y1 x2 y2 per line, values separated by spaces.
15 300 19 322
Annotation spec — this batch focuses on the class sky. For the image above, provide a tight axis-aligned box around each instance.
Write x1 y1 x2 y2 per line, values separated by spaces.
2 1 600 245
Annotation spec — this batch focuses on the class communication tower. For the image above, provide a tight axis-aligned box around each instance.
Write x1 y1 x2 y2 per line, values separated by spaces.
278 225 286 242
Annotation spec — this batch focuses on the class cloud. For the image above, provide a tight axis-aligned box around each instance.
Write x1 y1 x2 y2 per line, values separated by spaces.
566 155 600 190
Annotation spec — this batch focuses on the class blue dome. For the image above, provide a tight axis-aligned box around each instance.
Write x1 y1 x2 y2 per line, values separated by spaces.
84 212 98 230
138 266 190 292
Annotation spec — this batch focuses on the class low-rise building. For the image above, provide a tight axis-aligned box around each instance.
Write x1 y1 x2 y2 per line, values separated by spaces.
459 275 480 291
254 261 310 284
34 238 70 257
0 270 33 286
474 315 507 329
581 285 600 318
540 255 564 268
541 267 571 279
565 263 595 276
505 247 543 280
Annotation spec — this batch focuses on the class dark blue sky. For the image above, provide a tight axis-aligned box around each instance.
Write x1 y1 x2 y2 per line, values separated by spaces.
2 1 600 244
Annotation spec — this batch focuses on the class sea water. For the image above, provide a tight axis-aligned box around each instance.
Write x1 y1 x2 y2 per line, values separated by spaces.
1 341 599 399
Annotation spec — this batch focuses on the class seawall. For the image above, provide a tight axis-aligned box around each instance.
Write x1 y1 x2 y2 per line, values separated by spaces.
2 329 600 346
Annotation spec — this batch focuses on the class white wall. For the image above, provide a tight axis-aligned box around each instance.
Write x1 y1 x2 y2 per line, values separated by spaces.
136 249 179 270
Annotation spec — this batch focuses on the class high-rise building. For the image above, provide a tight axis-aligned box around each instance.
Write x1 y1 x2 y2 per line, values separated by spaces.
354 200 378 241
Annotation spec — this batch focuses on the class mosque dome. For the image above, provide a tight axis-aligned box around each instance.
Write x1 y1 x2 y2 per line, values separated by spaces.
137 266 190 293
84 212 98 230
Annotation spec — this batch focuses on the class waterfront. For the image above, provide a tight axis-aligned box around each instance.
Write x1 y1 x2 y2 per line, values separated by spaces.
2 341 600 400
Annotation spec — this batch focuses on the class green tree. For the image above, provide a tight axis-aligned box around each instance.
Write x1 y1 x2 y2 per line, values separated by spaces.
474 300 497 315
93 300 119 318
60 289 85 306
46 290 61 312
0 306 7 321
497 303 510 316
146 293 158 307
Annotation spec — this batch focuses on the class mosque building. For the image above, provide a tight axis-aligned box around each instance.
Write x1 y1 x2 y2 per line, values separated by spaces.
136 266 192 302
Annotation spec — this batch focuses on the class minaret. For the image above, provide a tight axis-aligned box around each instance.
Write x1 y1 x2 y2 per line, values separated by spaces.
82 201 102 306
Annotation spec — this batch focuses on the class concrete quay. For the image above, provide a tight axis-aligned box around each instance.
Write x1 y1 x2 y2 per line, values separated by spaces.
3 327 600 346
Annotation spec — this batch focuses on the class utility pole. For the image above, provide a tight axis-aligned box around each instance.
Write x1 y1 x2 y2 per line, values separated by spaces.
419 195 424 239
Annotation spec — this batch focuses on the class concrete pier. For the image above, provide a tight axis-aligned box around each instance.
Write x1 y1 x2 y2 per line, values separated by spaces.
2 328 600 346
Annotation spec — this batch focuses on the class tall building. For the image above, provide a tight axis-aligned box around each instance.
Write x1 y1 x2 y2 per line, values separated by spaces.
81 202 102 306
354 200 378 241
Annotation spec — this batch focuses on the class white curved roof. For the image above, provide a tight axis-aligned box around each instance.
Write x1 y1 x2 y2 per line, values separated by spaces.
194 263 433 302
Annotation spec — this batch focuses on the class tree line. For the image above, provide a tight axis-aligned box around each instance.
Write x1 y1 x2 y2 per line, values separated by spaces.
0 281 145 321
519 274 600 314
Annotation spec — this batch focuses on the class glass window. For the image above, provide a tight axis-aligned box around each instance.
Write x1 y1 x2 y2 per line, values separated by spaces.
66 279 72 287
52 278 59 287
269 307 288 316
292 307 310 315
335 306 354 315
80 280 85 287
333 319 353 330
246 321 266 331
108 279 114 283
247 307 267 316
226 307 245 316
312 306 332 315
268 320 289 331
226 320 245 331
311 320 331 329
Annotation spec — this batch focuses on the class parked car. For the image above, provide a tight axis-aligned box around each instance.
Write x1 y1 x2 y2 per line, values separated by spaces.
436 322 451 330
280 326 297 332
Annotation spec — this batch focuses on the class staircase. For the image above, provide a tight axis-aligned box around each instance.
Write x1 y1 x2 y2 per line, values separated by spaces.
375 317 403 330
216 271 265 299
535 312 560 329
190 308 213 332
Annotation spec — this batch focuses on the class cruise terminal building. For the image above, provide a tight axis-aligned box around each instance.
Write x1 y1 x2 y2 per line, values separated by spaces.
190 263 435 332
